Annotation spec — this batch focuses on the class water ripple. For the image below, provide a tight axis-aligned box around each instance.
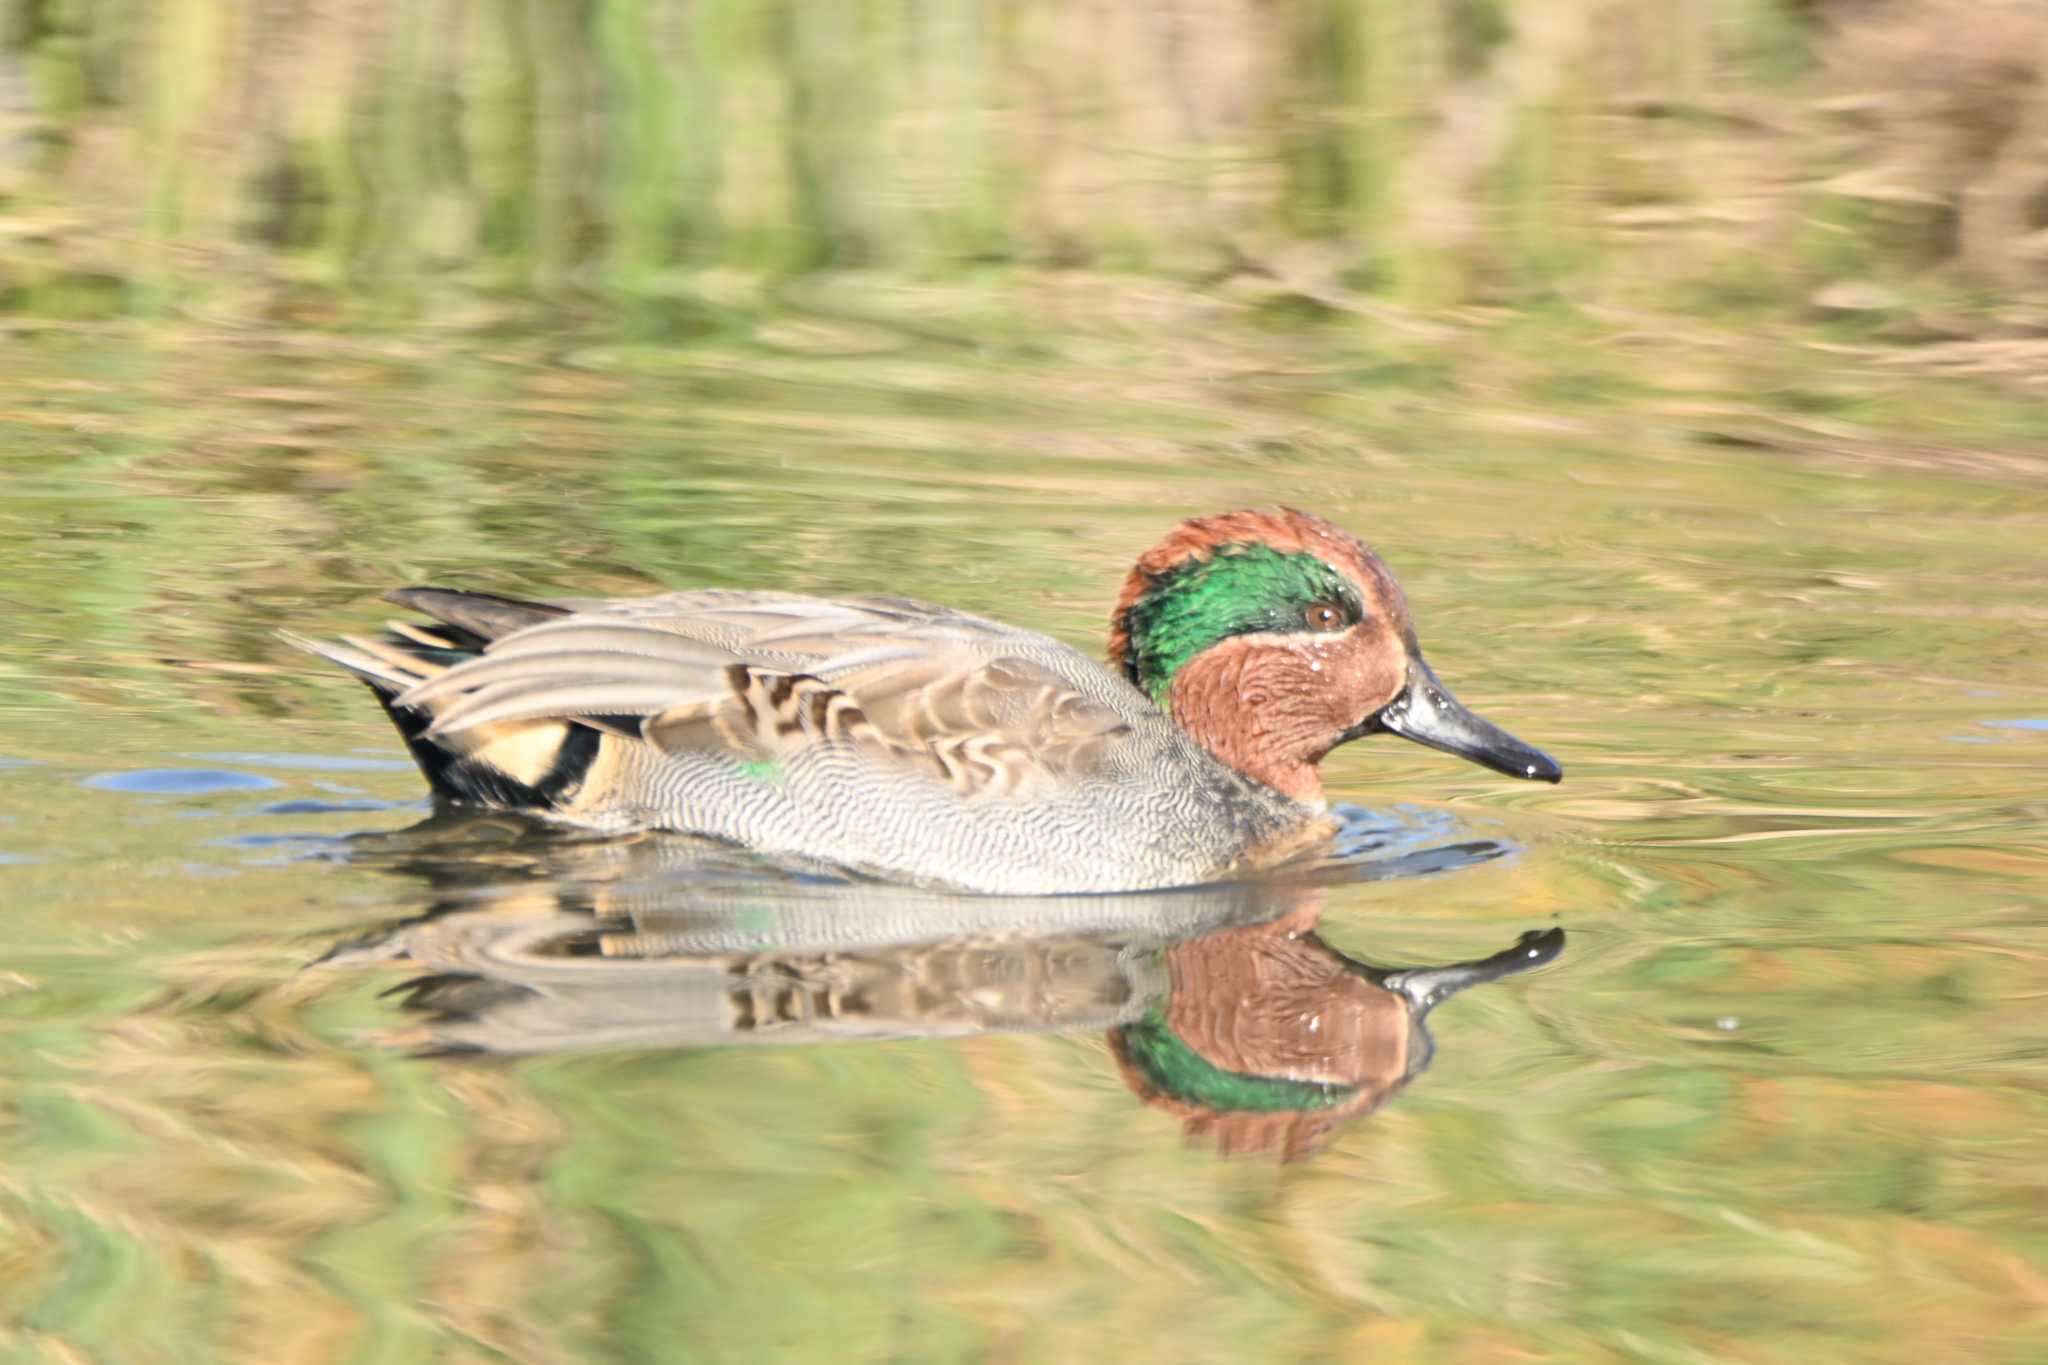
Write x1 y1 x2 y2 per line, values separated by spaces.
84 769 281 795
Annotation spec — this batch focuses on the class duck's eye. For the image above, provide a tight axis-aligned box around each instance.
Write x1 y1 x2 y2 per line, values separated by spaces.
1303 600 1348 632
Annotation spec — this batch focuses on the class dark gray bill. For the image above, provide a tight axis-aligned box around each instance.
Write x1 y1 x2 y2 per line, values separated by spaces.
1367 657 1563 783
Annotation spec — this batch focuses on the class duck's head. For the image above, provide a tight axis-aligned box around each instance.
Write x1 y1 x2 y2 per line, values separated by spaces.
1108 507 1562 804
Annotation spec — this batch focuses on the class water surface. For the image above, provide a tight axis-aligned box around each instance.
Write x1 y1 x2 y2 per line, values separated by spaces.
2 317 2046 1363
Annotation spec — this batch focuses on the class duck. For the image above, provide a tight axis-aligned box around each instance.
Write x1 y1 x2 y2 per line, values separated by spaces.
290 507 1560 894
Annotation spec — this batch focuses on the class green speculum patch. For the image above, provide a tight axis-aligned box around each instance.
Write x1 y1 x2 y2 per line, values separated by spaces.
1120 544 1361 703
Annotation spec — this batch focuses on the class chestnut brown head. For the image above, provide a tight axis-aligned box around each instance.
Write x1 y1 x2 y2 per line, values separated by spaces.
1108 508 1561 804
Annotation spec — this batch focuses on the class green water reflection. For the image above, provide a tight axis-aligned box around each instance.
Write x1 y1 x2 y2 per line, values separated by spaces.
3 6 2048 1351
1 315 2044 1362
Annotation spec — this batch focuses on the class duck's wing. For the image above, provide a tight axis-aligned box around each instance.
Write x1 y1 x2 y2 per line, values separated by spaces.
370 588 1141 799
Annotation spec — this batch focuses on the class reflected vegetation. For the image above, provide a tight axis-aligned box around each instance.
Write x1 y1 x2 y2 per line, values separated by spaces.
4 318 2046 1360
315 811 1562 1163
5 0 2048 339
3 1 2048 1358
3 316 2046 1355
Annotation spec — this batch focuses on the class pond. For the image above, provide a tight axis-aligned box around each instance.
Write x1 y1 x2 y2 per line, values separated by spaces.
2 305 2045 1362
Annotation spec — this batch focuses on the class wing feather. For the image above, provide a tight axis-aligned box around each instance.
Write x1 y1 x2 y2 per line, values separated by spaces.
427 680 714 736
390 590 1138 798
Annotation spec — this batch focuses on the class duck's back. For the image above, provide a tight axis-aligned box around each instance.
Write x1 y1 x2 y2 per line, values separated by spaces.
297 588 1315 894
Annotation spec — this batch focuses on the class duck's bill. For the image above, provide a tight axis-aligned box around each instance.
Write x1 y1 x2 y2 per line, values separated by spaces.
1366 658 1563 783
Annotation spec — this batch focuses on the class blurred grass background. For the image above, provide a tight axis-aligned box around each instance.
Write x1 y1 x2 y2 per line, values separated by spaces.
2 0 2046 348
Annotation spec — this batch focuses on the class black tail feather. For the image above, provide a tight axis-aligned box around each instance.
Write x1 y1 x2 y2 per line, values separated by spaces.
311 593 601 813
382 587 570 644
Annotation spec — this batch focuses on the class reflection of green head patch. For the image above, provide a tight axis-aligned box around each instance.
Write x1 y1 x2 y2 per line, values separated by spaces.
1118 545 1364 704
1117 1004 1354 1112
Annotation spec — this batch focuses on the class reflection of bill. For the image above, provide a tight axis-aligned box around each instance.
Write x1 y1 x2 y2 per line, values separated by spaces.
319 816 1562 1161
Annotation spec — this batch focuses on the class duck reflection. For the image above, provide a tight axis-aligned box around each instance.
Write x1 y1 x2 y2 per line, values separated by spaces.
320 812 1563 1160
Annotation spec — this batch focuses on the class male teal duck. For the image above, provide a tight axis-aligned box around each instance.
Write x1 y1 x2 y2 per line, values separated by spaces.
294 508 1560 894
